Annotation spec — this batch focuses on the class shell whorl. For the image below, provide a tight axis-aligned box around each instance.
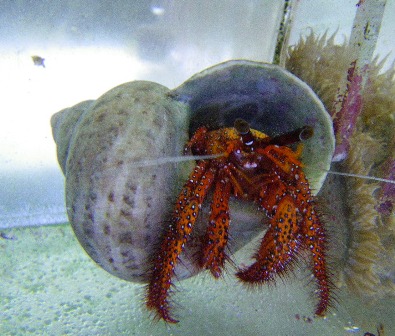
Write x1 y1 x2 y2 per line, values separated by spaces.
51 100 94 174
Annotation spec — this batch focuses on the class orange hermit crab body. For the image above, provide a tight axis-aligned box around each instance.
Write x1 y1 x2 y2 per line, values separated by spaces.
146 119 331 323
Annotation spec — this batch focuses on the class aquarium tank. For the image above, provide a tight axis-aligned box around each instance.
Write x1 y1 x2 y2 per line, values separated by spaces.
0 0 394 335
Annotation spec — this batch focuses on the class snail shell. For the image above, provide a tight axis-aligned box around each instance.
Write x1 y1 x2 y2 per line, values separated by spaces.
51 81 192 282
51 61 335 283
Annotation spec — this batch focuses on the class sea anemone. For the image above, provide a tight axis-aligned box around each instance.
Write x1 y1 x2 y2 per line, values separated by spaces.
285 31 395 298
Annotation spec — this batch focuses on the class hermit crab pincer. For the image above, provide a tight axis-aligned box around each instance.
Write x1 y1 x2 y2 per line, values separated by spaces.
51 60 335 323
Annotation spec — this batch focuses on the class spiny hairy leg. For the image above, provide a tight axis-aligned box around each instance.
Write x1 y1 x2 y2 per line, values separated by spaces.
292 167 331 316
200 176 231 278
184 126 208 154
146 161 215 323
237 195 301 282
303 205 331 316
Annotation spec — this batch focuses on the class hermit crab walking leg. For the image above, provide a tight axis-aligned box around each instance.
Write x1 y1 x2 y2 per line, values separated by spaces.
236 194 302 282
199 171 232 278
146 161 216 323
302 204 330 316
236 142 331 315
290 161 331 316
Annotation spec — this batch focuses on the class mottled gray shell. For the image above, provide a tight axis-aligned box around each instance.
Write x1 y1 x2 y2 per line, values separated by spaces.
51 61 335 284
51 81 192 282
170 60 335 192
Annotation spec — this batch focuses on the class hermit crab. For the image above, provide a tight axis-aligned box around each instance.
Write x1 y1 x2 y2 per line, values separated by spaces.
147 118 331 323
51 60 335 323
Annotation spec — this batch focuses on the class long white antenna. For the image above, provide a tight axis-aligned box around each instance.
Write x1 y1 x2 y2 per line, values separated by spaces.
323 170 395 184
127 153 395 184
128 154 224 168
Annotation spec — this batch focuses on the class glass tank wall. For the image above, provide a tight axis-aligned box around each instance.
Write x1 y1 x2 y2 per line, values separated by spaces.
0 0 394 335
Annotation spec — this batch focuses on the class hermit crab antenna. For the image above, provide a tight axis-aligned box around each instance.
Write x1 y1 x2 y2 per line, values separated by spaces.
234 118 255 147
268 125 314 146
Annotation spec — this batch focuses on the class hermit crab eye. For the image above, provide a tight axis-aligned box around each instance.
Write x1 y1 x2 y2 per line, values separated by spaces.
234 118 255 147
269 125 314 147
234 118 250 134
299 125 314 141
